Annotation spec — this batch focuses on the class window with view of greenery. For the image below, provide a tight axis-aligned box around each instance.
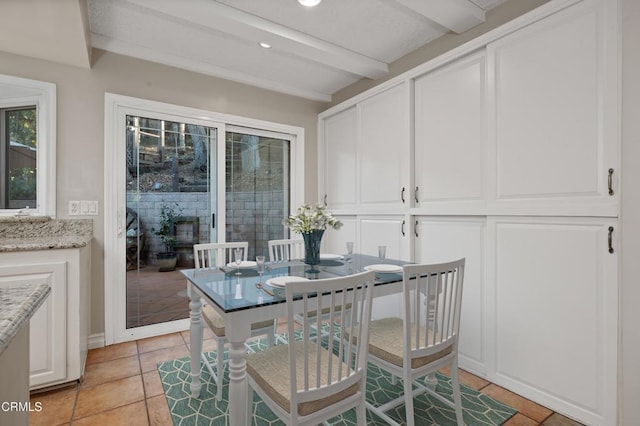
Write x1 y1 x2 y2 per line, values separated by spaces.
1 106 37 209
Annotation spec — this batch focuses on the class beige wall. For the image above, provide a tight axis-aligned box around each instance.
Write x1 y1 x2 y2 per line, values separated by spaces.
0 49 325 334
328 0 550 107
620 0 640 423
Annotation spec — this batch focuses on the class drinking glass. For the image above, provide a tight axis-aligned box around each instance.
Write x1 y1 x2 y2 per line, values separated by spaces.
378 245 386 262
234 247 243 275
345 242 354 262
256 255 266 284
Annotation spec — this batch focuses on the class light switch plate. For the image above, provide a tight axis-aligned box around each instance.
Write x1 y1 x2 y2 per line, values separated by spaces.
80 200 99 216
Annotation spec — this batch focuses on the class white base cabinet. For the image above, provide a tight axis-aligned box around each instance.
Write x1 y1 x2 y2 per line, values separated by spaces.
0 246 91 389
414 216 487 375
487 216 617 425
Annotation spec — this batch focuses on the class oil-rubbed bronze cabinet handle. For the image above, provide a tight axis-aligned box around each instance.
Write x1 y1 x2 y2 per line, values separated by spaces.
401 187 406 203
414 220 419 238
401 220 405 236
324 194 328 206
415 186 419 203
608 226 614 254
608 168 614 196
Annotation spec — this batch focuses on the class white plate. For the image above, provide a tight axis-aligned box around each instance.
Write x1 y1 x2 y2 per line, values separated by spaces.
266 276 310 288
226 261 257 269
364 264 402 273
320 253 343 260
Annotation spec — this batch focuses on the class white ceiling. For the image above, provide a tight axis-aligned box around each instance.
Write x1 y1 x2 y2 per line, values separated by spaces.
0 0 508 102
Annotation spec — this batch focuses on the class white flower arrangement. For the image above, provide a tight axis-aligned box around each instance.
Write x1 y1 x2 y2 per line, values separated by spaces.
282 203 343 234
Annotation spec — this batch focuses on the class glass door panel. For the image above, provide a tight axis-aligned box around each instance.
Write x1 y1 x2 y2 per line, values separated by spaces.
226 129 290 260
125 115 215 329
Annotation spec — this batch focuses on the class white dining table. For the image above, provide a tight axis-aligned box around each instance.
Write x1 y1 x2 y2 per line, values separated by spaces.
182 254 407 426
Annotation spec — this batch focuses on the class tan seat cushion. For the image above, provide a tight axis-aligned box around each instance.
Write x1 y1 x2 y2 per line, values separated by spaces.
368 317 452 369
202 304 274 338
246 342 358 416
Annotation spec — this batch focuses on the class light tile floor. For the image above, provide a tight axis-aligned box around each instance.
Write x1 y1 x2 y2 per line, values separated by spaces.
29 330 585 426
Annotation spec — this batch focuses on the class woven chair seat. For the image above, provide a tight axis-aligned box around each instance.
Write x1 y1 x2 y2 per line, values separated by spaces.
247 342 358 416
202 304 275 338
368 317 453 369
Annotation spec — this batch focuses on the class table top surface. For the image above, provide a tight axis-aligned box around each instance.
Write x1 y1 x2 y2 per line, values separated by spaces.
182 253 408 313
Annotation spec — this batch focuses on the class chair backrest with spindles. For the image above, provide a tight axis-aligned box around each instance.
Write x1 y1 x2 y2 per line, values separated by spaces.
268 238 305 262
284 270 375 416
193 242 249 269
402 258 465 366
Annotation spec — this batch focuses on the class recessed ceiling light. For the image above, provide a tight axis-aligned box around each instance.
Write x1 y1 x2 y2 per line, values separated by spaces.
259 42 272 49
298 0 321 7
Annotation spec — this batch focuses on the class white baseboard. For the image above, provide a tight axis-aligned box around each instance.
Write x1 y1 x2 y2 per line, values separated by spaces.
88 333 106 349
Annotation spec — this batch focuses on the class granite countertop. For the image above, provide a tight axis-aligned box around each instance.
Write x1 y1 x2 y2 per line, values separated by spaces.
0 283 51 356
0 218 93 252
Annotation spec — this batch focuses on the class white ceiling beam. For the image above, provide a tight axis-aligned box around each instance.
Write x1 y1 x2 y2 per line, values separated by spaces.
126 0 389 79
394 0 485 34
91 34 333 102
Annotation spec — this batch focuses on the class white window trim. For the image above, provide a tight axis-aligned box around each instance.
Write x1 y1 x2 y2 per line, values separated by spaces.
104 93 305 344
0 74 56 217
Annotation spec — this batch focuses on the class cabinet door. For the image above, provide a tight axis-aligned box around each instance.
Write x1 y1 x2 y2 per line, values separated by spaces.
415 216 486 375
0 262 67 387
321 215 357 255
414 52 486 213
358 84 409 210
487 216 617 426
320 107 358 210
487 0 618 216
359 216 409 319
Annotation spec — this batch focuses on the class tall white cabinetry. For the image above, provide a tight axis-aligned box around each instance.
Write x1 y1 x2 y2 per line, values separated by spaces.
487 0 618 217
318 1 619 424
413 51 486 214
0 246 91 389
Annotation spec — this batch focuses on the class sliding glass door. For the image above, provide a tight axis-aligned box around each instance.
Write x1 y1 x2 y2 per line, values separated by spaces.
225 126 292 260
125 115 216 329
104 94 305 344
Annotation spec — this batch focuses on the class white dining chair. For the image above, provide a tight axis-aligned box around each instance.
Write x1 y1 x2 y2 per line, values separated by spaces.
268 237 352 342
365 258 466 426
192 242 277 401
268 238 305 262
246 270 376 425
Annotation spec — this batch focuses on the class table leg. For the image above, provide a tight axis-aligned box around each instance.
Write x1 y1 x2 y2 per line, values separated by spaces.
227 340 249 426
189 288 203 398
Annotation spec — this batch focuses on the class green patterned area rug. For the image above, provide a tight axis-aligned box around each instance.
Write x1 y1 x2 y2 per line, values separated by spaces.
158 338 516 425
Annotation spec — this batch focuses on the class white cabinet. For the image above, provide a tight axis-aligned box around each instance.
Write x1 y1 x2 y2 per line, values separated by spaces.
320 107 358 210
358 84 410 210
359 216 409 319
358 216 409 261
317 1 619 424
487 0 618 216
0 245 91 389
322 215 357 255
414 216 486 375
487 216 617 425
414 52 486 213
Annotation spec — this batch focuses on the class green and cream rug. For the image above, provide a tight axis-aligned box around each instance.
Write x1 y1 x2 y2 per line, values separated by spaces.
158 338 516 425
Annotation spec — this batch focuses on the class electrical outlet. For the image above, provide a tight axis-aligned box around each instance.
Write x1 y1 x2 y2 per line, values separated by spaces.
69 201 81 216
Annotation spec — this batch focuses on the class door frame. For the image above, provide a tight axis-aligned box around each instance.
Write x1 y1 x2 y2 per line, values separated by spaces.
104 93 305 345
